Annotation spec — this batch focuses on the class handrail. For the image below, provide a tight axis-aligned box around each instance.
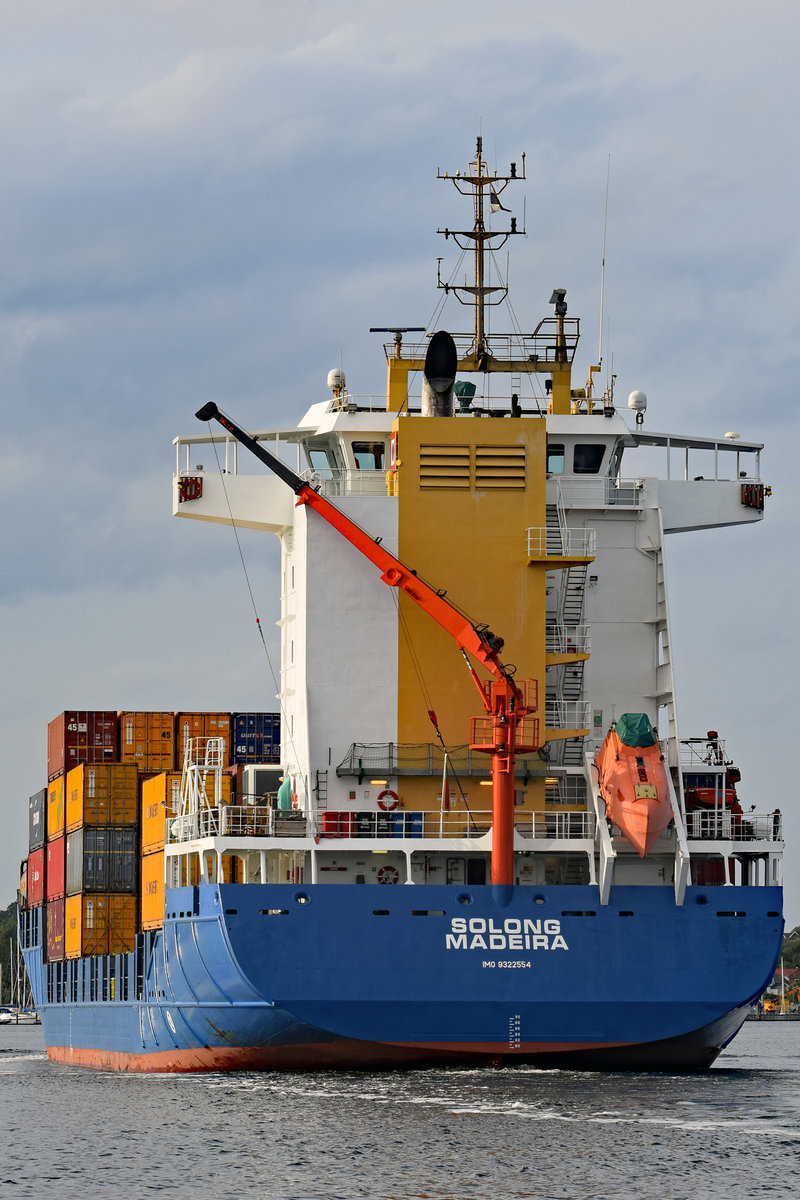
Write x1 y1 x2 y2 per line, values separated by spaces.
686 811 782 841
545 624 591 655
548 477 647 509
167 805 597 844
679 737 728 768
544 699 591 729
527 526 597 558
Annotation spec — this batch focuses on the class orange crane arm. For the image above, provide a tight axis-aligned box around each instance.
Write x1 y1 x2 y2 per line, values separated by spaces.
195 402 523 712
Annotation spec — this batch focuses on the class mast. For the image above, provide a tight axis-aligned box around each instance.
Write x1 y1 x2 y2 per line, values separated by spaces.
436 135 525 366
381 138 579 414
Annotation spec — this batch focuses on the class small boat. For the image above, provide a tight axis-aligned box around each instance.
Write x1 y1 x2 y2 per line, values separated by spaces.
0 1006 40 1025
596 714 673 857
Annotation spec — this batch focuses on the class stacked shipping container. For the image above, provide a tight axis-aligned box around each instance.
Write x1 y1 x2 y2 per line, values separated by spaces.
47 711 118 781
23 709 280 962
119 711 176 772
64 764 139 958
231 712 280 763
175 712 232 765
139 768 233 929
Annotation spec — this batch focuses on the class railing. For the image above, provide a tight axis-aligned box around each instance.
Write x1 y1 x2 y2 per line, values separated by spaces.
625 432 762 483
686 811 782 841
680 736 728 768
526 527 597 558
319 809 595 841
545 624 591 656
336 742 547 778
167 805 597 843
168 810 219 841
548 477 647 509
544 699 591 730
384 323 581 368
522 811 595 840
544 774 589 806
222 807 308 838
168 806 309 842
299 468 390 498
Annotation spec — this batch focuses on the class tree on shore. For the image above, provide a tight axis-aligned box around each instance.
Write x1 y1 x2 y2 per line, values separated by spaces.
782 926 800 970
0 902 18 1005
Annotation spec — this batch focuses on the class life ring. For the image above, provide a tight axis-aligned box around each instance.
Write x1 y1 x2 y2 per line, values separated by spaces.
377 789 399 811
377 865 400 885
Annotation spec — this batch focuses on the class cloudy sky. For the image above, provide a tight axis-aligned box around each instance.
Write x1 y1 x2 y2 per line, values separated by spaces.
2 0 798 925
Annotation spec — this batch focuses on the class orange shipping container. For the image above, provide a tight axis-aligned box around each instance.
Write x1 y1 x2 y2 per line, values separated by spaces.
141 772 232 854
140 850 165 930
65 892 137 958
47 775 65 841
141 773 181 854
174 712 231 765
119 711 175 771
66 763 139 831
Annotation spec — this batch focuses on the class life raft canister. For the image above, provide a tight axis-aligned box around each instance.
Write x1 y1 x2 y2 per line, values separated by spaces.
377 864 400 885
377 789 399 811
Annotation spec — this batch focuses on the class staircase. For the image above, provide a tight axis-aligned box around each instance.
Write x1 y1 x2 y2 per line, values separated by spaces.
545 504 589 768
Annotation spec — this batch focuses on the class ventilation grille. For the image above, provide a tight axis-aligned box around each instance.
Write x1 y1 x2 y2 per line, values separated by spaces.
419 445 470 488
476 445 526 488
419 444 526 489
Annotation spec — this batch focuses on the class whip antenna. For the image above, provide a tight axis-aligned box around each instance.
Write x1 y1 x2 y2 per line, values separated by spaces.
598 154 611 367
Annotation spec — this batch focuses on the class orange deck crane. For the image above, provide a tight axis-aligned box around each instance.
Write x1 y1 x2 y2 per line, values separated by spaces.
196 401 540 887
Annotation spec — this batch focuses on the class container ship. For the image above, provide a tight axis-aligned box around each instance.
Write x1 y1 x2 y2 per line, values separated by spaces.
18 140 783 1071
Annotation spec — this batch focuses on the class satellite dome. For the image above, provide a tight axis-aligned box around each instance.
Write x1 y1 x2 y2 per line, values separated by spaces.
627 390 647 413
327 368 346 392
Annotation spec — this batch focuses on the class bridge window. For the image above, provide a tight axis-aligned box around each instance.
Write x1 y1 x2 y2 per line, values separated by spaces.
353 441 385 470
547 443 565 474
573 444 605 474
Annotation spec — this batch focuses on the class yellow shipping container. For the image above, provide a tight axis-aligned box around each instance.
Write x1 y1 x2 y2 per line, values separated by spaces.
47 775 65 841
66 763 139 831
140 850 165 930
119 711 175 771
141 772 232 855
141 772 181 854
175 712 231 765
64 892 137 958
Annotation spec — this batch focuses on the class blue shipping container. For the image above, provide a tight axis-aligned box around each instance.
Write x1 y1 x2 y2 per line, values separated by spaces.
231 712 281 763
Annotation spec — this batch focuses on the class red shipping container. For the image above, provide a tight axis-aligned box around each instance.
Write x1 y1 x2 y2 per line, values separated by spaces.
28 847 45 907
46 835 66 901
46 899 65 962
47 711 118 781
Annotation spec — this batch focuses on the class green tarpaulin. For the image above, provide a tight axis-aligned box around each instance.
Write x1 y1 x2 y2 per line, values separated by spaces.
615 712 656 748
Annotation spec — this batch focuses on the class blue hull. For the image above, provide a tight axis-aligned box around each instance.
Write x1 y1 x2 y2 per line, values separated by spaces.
22 882 783 1071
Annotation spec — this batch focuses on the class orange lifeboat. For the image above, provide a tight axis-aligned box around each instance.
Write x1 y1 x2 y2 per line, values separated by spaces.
596 714 672 857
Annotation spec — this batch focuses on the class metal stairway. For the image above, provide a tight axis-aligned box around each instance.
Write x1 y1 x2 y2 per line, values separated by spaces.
545 505 588 768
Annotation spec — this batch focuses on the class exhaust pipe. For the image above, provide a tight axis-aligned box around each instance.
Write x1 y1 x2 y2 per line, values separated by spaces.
421 330 457 417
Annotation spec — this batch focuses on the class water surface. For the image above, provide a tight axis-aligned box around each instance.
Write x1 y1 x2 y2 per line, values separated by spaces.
2 1023 798 1199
